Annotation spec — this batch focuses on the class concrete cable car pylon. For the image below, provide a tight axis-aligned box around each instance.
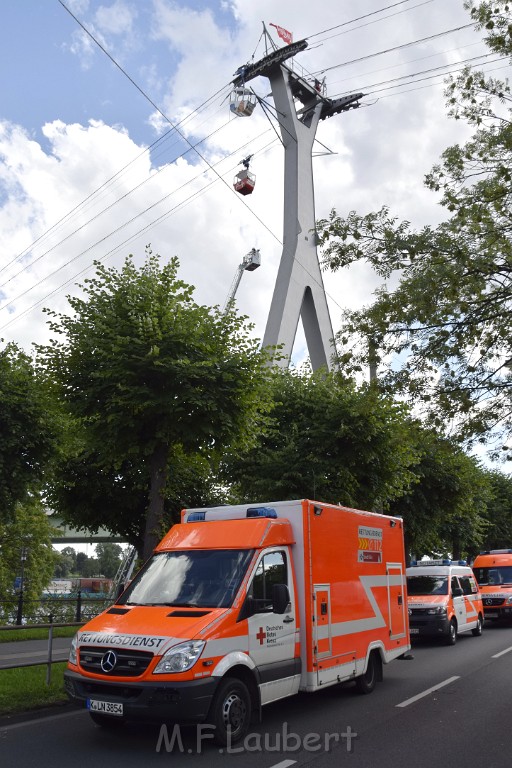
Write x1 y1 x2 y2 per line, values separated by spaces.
232 30 364 371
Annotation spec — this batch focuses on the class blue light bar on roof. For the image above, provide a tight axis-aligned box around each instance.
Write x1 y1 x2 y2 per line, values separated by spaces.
187 511 206 522
246 507 277 519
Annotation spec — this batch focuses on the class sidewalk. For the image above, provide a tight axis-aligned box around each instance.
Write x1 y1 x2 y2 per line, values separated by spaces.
0 637 72 669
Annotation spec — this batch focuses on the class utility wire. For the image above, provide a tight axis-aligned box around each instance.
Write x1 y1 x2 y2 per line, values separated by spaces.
315 23 476 75
307 0 421 39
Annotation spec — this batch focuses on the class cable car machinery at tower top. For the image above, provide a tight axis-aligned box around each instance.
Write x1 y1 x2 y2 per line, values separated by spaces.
229 29 365 196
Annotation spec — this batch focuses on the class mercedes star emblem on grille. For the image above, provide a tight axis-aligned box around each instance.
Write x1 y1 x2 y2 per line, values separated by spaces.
100 650 117 673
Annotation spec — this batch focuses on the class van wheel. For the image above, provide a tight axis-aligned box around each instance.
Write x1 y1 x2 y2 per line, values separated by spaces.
446 619 457 645
89 712 125 729
472 615 483 636
209 677 251 746
355 652 378 694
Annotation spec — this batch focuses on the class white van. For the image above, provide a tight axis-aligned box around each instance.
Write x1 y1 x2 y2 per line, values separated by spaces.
406 560 484 645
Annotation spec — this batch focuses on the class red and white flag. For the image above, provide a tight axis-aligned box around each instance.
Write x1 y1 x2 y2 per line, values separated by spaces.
269 23 293 45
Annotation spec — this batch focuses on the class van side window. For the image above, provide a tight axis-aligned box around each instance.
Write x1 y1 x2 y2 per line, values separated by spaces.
250 551 287 613
459 576 474 595
451 576 461 594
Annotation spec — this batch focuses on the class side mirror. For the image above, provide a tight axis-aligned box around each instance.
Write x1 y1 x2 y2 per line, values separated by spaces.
452 587 463 597
272 583 290 614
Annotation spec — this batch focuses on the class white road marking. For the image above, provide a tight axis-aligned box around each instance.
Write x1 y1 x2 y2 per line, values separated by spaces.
268 761 297 768
396 676 460 708
492 646 512 658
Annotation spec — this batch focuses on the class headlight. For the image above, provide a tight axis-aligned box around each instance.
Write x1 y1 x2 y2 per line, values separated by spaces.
506 596 512 604
427 607 447 615
69 633 78 665
153 640 205 674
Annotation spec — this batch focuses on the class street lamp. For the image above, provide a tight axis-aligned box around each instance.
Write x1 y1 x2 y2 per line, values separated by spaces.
16 543 30 625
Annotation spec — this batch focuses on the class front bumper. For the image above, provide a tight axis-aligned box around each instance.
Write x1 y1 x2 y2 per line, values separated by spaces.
409 616 450 638
64 669 219 723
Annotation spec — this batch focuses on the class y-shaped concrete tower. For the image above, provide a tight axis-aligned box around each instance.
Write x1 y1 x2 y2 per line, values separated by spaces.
233 39 363 370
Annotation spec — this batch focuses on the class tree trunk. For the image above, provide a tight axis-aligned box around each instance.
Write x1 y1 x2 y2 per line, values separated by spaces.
142 441 169 561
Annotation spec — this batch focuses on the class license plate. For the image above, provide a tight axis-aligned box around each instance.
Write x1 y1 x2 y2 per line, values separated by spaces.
484 611 498 618
87 699 123 716
409 627 419 634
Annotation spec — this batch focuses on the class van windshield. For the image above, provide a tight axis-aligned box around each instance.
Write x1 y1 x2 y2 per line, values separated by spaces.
119 549 254 609
407 575 448 596
473 566 512 587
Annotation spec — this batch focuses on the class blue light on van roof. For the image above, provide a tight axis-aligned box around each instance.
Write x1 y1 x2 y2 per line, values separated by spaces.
187 511 206 522
246 507 278 519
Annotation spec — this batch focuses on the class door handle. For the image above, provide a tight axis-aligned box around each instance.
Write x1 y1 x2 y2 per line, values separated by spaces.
283 616 294 623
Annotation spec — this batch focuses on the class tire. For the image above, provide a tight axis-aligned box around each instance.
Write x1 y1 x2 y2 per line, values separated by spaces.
472 614 483 636
355 652 378 694
89 712 125 729
446 618 457 645
208 677 252 746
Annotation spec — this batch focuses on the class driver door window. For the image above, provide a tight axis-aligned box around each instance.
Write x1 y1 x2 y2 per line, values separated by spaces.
249 551 287 613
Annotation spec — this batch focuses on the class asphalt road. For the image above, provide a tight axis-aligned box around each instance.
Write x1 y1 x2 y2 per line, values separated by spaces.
1 623 511 768
0 637 72 669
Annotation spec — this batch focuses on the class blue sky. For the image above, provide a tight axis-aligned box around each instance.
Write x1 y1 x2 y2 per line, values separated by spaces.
0 0 500 366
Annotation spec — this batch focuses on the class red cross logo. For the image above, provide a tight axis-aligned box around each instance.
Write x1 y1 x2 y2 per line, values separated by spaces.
256 627 266 645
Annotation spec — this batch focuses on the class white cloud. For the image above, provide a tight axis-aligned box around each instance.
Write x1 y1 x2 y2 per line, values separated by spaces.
94 1 137 36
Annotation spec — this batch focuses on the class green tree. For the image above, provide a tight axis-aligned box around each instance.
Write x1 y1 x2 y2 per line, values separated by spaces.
95 543 123 579
53 546 77 578
38 250 272 559
386 430 490 562
316 0 512 449
478 470 512 554
46 444 227 556
0 342 58 522
223 367 419 511
0 497 58 617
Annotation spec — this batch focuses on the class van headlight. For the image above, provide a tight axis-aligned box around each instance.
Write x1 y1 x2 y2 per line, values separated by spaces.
506 596 512 604
153 641 205 674
427 607 447 615
69 634 78 665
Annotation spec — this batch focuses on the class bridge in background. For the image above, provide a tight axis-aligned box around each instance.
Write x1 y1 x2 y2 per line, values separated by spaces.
48 514 125 544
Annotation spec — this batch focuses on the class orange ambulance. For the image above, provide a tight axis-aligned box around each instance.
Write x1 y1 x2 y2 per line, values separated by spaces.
64 500 410 744
473 549 512 621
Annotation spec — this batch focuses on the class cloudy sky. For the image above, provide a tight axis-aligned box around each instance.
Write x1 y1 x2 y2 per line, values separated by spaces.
0 0 504 364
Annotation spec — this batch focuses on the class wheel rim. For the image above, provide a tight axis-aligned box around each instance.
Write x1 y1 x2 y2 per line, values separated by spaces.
222 692 247 735
450 623 456 639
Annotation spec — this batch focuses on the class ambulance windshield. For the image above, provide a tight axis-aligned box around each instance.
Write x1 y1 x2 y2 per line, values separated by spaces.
407 575 448 595
473 566 512 587
119 549 254 609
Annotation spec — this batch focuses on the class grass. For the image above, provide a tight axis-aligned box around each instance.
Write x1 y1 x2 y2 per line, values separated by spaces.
0 625 79 643
0 663 69 715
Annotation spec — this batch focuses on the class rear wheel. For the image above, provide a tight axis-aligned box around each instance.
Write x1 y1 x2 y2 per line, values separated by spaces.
89 712 125 729
446 618 457 645
208 677 252 746
355 652 379 694
472 614 483 636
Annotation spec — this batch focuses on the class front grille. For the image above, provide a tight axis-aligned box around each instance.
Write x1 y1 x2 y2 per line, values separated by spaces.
79 646 153 677
484 598 504 607
410 608 428 615
80 681 142 699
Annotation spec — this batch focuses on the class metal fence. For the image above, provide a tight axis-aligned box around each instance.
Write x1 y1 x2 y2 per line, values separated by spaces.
0 592 112 626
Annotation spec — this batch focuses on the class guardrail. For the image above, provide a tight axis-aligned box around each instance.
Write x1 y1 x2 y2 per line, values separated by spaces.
0 595 112 684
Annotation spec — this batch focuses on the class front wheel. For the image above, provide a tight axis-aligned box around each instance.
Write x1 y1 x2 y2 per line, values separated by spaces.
355 652 379 694
208 677 252 746
445 619 458 645
472 615 483 636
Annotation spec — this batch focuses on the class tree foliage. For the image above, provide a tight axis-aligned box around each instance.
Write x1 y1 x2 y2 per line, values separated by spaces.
38 250 272 558
0 342 58 522
316 0 512 450
0 497 58 605
223 367 420 511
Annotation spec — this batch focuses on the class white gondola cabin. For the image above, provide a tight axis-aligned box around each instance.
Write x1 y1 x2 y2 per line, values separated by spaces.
229 87 257 117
